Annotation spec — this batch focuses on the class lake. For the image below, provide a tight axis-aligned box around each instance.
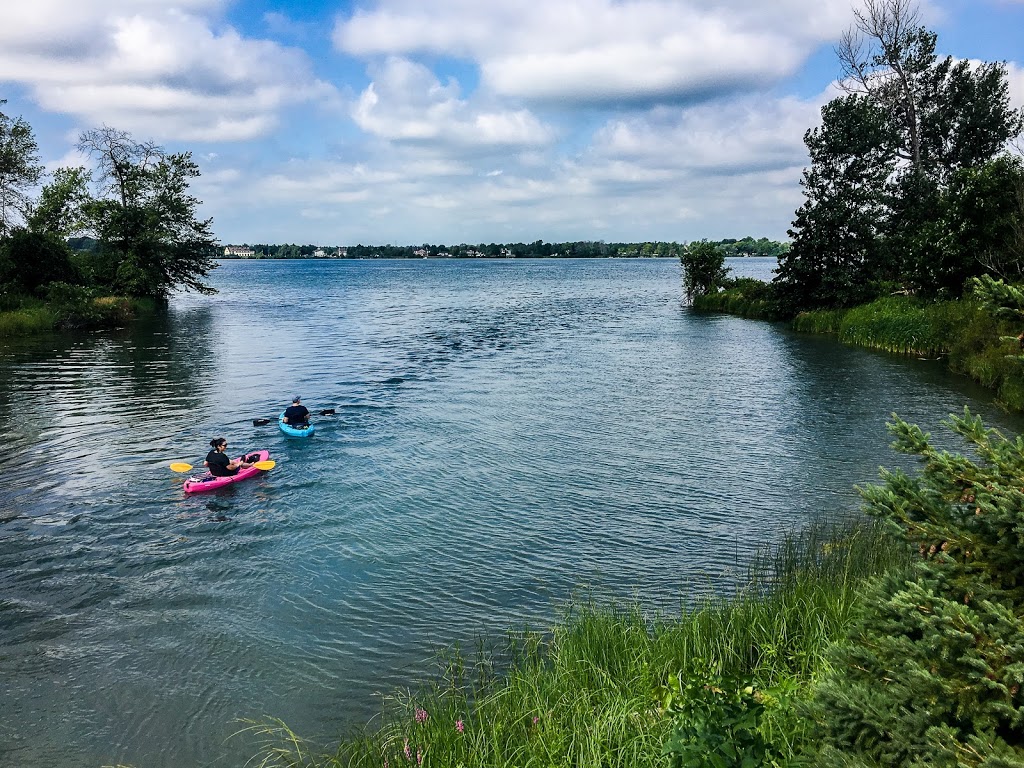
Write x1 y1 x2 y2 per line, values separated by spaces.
2 257 1021 768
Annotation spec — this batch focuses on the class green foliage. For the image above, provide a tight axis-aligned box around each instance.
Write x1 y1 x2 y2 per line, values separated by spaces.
0 227 79 294
27 166 92 240
659 663 775 768
776 8 1024 307
680 240 730 304
809 409 1024 767
0 304 54 335
838 295 956 357
693 278 786 320
44 282 133 330
774 95 893 312
78 126 218 298
0 100 43 236
792 308 849 335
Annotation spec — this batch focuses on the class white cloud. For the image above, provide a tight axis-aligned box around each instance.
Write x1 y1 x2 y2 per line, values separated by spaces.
0 1 336 142
199 83 829 245
352 57 554 147
1007 62 1024 111
334 0 855 105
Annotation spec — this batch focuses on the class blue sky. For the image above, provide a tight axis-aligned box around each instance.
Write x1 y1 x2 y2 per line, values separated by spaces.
1 0 1022 247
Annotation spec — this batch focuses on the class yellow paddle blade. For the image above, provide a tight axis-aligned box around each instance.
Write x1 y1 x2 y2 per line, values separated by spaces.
253 460 275 470
169 462 193 472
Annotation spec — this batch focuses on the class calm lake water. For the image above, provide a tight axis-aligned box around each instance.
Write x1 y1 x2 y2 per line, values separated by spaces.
2 257 1022 768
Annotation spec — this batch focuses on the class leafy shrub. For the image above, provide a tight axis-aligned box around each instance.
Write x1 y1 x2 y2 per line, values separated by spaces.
659 663 777 768
45 282 133 330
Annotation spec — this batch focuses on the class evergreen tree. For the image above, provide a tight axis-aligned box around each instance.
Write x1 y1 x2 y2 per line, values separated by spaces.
809 409 1024 767
774 95 892 312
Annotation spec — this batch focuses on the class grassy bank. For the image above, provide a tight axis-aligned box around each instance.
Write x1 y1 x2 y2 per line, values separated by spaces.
0 292 145 337
792 296 1024 409
247 519 909 767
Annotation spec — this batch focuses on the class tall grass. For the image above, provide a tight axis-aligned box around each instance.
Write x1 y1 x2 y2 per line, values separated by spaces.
246 519 909 768
0 305 56 335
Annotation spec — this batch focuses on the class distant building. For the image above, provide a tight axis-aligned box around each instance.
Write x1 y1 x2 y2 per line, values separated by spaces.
223 245 255 258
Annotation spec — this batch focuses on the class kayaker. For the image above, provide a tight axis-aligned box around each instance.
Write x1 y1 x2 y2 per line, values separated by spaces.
281 395 310 427
203 438 253 477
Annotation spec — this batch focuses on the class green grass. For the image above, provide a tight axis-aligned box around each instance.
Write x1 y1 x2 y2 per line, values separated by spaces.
0 305 56 335
0 293 142 337
245 519 909 768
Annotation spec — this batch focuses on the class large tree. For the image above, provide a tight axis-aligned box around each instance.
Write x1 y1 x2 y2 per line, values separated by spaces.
78 126 218 298
0 100 44 237
774 95 894 311
776 1 1024 308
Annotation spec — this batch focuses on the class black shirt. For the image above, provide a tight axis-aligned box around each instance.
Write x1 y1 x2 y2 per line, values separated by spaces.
205 450 236 477
284 404 309 424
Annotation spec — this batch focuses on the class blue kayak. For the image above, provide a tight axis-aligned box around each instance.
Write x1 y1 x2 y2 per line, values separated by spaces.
279 411 315 437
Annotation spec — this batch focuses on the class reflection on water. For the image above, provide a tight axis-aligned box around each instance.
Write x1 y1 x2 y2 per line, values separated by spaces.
1 257 1022 768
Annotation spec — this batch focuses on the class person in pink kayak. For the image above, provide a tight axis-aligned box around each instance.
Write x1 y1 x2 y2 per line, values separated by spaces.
203 437 253 477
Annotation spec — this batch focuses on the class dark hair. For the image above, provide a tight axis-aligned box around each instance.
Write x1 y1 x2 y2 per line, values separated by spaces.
209 437 227 448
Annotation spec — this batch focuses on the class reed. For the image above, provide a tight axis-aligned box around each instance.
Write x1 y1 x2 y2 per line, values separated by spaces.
246 518 909 768
792 308 847 335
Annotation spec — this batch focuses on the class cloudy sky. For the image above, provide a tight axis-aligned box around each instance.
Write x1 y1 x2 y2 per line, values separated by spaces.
1 0 1022 247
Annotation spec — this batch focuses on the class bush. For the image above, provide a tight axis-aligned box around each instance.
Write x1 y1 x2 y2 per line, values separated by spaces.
45 282 133 330
680 241 730 303
808 409 1024 767
0 228 79 293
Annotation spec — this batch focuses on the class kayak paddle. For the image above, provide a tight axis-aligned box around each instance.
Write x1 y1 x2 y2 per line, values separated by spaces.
169 460 275 472
253 409 334 426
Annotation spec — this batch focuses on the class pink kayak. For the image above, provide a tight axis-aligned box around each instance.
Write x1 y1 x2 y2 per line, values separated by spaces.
183 450 271 494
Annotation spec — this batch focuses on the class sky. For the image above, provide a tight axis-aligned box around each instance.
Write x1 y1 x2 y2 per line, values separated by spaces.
1 0 1022 247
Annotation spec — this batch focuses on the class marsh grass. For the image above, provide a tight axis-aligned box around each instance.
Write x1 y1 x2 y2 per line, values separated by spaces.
247 519 909 768
0 305 56 335
0 293 141 337
693 279 784 321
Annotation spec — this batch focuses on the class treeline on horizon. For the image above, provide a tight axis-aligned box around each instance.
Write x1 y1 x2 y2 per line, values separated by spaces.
207 236 789 260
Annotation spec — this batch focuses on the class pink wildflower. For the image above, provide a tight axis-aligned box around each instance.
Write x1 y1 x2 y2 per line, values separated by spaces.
416 749 423 765
404 739 412 760
415 708 429 723
456 719 465 733
532 716 539 725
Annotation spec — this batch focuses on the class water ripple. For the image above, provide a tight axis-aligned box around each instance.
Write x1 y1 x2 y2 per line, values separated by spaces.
2 258 1023 768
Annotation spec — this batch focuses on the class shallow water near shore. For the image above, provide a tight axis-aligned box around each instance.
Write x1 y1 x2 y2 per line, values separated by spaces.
2 257 1021 768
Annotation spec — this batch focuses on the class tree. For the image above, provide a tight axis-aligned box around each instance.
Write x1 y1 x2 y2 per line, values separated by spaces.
776 1 1024 305
27 166 92 240
0 100 44 236
679 240 729 304
808 409 1024 766
774 95 894 311
0 228 78 294
78 126 218 298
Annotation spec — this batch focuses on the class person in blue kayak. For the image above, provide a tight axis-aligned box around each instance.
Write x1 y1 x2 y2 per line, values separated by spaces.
281 395 310 428
204 437 253 477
